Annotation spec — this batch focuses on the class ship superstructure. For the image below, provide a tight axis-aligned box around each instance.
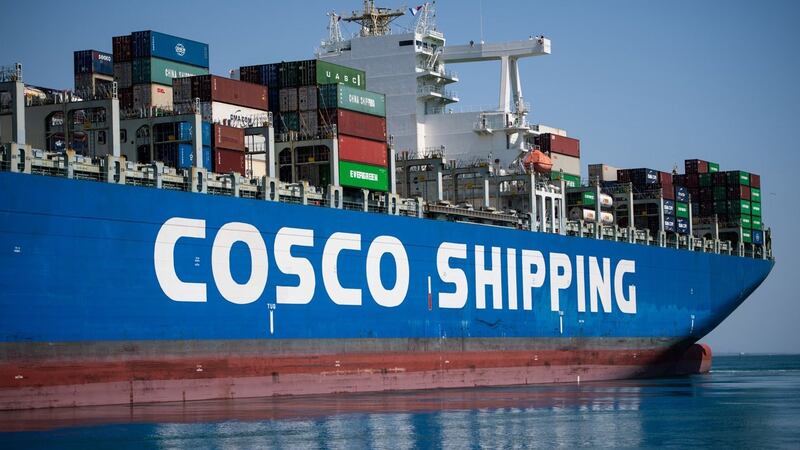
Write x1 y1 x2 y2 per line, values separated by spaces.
319 1 546 167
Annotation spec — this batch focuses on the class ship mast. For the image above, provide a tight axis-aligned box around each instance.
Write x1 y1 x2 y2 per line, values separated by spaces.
343 0 405 37
322 11 345 54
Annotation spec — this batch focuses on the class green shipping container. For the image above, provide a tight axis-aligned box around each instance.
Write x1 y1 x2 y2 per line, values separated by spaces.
751 202 762 217
316 60 366 89
741 229 752 244
713 186 727 201
752 216 762 230
132 57 209 86
728 199 751 215
339 160 388 191
580 191 596 206
699 173 713 187
675 201 689 218
713 200 727 214
740 215 752 229
727 170 750 186
550 171 581 188
319 84 386 117
750 187 761 202
708 162 720 173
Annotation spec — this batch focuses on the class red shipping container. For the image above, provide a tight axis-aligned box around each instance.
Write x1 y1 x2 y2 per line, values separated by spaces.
684 174 699 188
214 124 245 151
338 134 388 167
750 173 761 188
215 148 245 175
191 75 268 111
659 172 673 185
324 109 387 142
661 184 675 200
712 172 727 186
727 185 751 200
537 133 580 157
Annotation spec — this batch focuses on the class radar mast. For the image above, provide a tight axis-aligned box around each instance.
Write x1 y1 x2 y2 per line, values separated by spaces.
343 0 405 37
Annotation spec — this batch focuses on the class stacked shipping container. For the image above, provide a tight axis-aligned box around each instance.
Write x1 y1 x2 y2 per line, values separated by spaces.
171 74 270 175
241 59 389 191
73 50 114 97
675 159 763 244
616 168 688 234
137 121 212 171
113 31 209 110
535 133 581 184
173 74 270 126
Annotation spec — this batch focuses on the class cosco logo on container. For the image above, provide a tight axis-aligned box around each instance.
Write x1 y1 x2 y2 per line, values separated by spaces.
97 54 112 62
175 43 186 57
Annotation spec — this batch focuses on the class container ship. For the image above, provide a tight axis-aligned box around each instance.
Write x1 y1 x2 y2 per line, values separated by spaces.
0 1 773 410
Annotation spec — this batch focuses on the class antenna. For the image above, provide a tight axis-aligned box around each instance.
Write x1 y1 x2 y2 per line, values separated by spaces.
343 0 405 37
323 11 345 53
479 0 484 43
414 2 438 35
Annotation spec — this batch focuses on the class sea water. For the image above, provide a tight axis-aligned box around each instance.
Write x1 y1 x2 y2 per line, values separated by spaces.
1 355 799 449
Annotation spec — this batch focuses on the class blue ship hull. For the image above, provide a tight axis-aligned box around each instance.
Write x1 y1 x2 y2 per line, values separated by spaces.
0 171 773 409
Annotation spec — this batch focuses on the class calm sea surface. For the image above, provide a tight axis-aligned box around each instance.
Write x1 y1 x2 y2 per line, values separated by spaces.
1 355 799 449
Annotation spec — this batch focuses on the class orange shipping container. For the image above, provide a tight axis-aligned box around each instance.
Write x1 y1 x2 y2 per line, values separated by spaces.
338 134 388 167
215 148 245 175
214 124 245 151
324 109 386 142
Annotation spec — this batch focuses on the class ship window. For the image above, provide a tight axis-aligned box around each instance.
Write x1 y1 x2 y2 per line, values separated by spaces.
399 40 414 46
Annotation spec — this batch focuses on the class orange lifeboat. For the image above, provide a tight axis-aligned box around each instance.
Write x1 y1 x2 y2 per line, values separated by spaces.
523 150 552 173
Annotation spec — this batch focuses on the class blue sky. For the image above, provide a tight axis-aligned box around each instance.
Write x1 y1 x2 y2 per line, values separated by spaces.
4 0 799 353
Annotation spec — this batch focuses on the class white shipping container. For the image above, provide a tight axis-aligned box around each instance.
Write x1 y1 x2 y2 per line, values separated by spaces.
133 84 173 110
279 88 298 111
550 153 581 176
199 101 271 128
298 86 318 111
588 164 618 182
113 62 132 89
598 193 614 208
569 207 614 225
535 124 568 137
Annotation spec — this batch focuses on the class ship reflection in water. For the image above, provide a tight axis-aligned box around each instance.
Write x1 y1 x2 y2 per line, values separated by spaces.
2 355 799 449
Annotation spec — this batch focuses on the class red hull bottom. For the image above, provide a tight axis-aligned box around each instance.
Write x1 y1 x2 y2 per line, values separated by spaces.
0 343 711 410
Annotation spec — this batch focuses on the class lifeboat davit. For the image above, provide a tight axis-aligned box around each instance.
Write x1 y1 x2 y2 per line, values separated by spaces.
523 150 552 173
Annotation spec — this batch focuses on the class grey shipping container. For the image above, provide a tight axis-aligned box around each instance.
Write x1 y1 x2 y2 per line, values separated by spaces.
298 85 318 111
279 88 298 112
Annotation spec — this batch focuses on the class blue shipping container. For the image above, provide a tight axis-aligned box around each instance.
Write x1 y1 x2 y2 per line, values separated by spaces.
175 122 211 146
74 50 113 76
202 122 212 147
663 200 675 216
132 30 209 68
177 122 193 141
675 186 689 203
203 145 213 171
676 217 689 235
663 215 676 232
177 143 194 169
